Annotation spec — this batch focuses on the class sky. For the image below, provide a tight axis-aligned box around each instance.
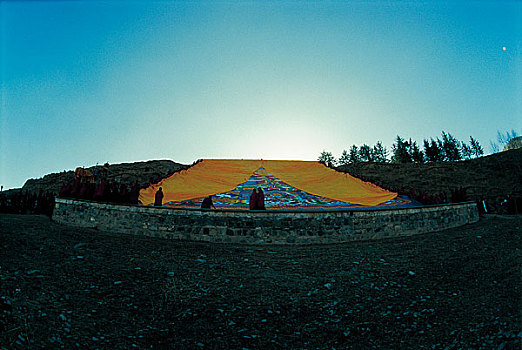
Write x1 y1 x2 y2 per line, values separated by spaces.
1 1 521 190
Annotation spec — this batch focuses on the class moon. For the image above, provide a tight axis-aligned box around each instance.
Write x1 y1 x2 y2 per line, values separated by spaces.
502 46 507 51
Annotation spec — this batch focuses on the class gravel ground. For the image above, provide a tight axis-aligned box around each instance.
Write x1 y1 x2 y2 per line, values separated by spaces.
1 214 521 349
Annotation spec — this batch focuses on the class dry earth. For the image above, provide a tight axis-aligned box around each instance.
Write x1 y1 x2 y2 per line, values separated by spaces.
1 214 520 349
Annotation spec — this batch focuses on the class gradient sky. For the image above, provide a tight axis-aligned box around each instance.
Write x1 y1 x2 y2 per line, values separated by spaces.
1 1 521 189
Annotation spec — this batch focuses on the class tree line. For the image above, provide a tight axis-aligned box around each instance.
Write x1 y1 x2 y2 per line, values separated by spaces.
318 131 484 166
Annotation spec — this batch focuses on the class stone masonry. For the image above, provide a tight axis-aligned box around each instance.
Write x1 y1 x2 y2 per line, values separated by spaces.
52 198 479 244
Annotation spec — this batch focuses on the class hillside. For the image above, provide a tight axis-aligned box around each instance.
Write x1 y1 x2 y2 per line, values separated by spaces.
21 160 188 194
337 148 522 206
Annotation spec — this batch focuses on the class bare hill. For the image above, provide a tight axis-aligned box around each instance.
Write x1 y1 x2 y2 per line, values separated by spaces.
337 148 522 204
21 160 188 194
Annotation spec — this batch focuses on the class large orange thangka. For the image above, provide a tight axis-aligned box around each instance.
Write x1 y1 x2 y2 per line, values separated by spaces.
139 159 406 209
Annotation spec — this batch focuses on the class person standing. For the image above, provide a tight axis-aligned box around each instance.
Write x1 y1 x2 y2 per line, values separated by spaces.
154 187 164 206
249 188 258 210
256 187 266 210
201 196 216 209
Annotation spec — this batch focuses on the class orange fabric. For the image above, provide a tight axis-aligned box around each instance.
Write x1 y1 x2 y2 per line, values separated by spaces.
139 159 397 206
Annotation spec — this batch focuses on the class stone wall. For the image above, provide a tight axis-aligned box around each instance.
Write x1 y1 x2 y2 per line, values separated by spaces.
52 199 479 244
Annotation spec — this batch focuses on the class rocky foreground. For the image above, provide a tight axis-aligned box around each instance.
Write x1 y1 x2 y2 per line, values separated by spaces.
0 214 521 349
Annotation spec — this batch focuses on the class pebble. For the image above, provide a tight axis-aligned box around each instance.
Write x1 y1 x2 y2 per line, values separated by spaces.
114 281 122 285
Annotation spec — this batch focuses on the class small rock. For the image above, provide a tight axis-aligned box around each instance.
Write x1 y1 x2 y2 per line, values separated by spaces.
26 270 39 275
74 243 87 249
408 271 415 276
114 281 122 285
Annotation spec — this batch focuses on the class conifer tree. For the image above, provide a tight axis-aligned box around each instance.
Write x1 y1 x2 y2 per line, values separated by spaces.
359 144 373 162
372 141 388 163
391 135 412 163
461 142 472 160
348 145 360 164
423 138 443 162
410 140 424 163
470 136 483 158
318 151 336 167
338 150 350 166
441 131 462 161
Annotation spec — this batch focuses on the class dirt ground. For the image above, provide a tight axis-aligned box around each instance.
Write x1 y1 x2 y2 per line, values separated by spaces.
1 214 521 349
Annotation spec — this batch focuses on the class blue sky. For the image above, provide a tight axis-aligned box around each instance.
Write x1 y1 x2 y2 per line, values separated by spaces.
1 1 521 189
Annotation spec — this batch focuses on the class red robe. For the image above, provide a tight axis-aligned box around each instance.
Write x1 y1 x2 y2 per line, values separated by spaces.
154 189 164 206
256 189 266 210
249 190 258 210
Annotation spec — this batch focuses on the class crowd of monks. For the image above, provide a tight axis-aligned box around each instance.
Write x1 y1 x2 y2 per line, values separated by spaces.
0 189 55 217
59 179 142 205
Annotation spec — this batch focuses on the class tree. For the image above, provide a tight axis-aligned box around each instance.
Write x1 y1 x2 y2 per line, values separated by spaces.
338 150 350 166
461 142 472 160
409 140 424 163
348 145 360 164
469 136 483 158
373 141 388 163
391 135 412 163
489 129 519 153
359 144 373 162
497 129 519 146
423 138 443 162
318 150 336 167
441 131 461 161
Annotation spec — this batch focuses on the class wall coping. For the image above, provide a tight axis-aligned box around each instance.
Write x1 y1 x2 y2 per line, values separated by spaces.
54 197 476 214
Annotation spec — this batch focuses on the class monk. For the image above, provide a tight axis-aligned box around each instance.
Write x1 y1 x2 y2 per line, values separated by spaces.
249 189 258 210
256 187 266 210
154 187 164 206
201 196 216 209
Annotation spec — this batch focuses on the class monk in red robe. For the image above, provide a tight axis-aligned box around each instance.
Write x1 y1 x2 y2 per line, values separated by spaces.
154 187 164 206
249 189 258 210
256 187 266 210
